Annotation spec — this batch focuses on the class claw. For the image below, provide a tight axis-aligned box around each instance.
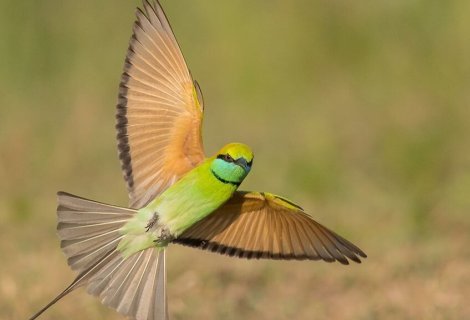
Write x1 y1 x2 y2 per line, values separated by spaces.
145 212 158 232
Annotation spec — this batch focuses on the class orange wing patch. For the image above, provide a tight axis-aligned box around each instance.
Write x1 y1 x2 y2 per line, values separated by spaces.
117 1 205 209
175 191 366 264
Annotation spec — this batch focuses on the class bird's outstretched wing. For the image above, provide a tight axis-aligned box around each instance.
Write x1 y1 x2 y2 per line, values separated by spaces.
117 0 205 209
174 191 367 265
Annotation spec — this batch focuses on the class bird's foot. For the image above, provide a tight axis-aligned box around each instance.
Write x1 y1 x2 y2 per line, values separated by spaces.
145 212 158 232
153 227 174 245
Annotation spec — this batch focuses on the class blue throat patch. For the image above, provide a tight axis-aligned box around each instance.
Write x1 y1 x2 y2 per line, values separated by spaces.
210 169 241 186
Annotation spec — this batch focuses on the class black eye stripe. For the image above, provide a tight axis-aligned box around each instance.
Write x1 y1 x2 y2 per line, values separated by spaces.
217 154 253 166
217 154 234 162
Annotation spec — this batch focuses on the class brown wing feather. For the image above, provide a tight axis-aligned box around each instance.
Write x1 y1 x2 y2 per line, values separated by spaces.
117 0 205 209
174 192 367 265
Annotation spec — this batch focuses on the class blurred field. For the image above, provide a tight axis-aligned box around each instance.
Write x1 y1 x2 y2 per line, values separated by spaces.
1 0 470 319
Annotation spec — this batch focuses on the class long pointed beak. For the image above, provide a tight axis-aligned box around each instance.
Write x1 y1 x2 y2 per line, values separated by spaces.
235 158 251 172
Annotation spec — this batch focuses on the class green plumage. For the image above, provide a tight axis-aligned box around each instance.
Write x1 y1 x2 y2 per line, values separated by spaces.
117 143 254 257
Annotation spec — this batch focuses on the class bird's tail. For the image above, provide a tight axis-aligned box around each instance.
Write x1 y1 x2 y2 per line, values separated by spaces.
30 192 168 320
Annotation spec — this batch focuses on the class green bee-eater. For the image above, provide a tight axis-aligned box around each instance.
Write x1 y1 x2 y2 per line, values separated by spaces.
30 1 366 319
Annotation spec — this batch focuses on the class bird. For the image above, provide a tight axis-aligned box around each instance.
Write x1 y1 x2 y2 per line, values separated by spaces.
30 1 366 319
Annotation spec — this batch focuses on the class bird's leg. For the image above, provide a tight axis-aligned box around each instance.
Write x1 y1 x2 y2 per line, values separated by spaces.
144 212 174 245
159 228 173 242
145 212 159 232
153 226 174 245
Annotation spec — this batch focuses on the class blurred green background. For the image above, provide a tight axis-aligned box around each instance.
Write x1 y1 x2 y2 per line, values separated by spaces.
1 0 469 319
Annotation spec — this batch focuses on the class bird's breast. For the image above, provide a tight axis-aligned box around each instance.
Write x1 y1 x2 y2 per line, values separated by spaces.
152 166 237 237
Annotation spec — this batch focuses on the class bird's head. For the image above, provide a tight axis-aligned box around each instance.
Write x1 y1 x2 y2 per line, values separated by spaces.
210 143 254 186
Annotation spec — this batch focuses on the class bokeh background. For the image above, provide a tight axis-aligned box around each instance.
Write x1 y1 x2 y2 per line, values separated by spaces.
1 0 469 319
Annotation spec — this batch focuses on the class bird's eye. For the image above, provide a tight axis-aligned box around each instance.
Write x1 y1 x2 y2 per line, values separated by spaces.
217 154 234 162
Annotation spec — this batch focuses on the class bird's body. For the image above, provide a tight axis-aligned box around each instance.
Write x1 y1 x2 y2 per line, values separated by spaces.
118 143 253 257
30 1 366 320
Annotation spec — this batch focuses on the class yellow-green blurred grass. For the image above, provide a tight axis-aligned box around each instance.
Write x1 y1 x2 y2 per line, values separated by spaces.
1 0 469 319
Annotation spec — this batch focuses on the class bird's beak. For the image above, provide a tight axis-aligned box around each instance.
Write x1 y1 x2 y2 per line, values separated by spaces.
235 158 251 172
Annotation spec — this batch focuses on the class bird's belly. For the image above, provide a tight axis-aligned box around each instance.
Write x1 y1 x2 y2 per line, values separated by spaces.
156 181 235 237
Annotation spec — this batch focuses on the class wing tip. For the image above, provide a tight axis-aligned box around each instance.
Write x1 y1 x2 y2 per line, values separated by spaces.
174 238 367 264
